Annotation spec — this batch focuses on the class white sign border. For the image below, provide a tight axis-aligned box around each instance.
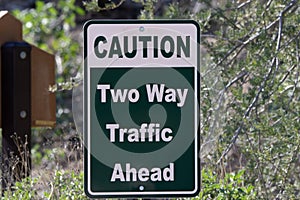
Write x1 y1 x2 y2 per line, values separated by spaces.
83 20 200 198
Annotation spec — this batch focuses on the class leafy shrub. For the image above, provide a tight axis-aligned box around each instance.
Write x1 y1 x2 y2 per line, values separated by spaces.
43 170 88 200
1 171 87 200
1 177 37 200
197 169 256 200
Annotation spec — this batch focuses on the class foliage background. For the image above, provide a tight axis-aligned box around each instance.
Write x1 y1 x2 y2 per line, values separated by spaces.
0 0 299 199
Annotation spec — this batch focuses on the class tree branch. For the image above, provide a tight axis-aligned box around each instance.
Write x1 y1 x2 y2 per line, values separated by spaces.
216 0 297 165
237 0 252 9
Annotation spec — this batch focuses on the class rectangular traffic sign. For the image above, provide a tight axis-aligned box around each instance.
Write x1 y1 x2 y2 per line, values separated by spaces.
84 20 200 198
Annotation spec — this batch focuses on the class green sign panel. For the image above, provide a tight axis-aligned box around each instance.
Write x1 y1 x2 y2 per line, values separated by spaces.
84 20 200 198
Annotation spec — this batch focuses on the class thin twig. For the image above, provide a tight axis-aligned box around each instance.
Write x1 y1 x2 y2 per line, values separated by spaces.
270 11 284 86
277 139 300 197
214 70 249 113
202 71 248 151
237 0 252 9
267 64 297 98
287 37 300 106
266 0 273 9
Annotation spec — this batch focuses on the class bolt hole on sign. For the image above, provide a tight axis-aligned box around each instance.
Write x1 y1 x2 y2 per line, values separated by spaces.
83 20 200 198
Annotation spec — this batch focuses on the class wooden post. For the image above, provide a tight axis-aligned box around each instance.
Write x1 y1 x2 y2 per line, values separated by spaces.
0 11 56 128
1 42 31 190
0 10 56 192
